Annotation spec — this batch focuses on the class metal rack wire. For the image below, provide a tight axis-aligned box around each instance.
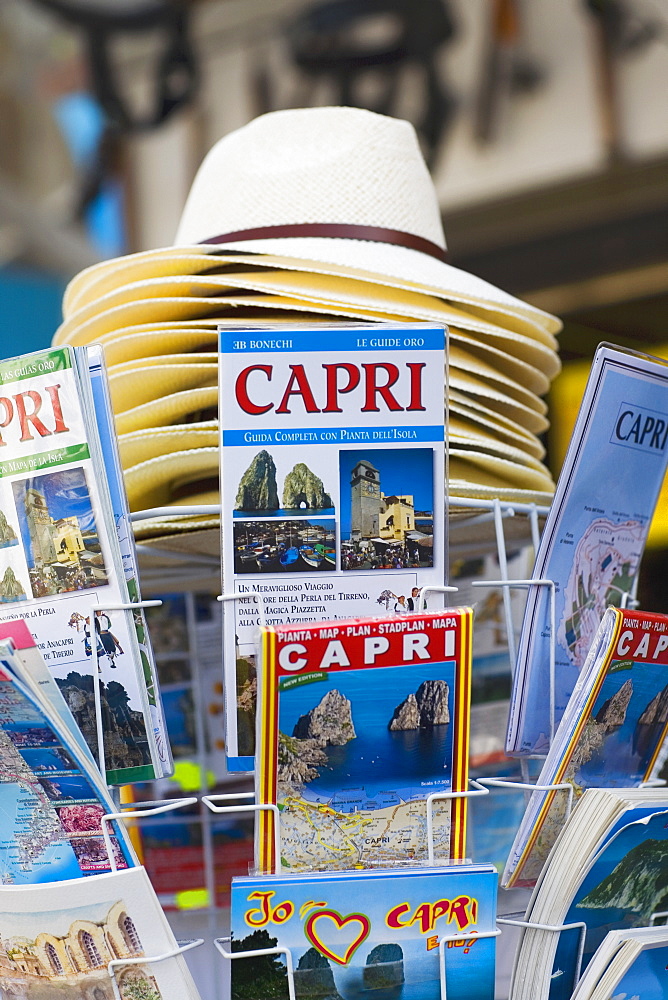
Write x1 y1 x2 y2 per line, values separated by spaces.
98 495 643 1000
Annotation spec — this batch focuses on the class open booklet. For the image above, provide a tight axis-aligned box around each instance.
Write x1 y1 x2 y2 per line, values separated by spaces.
0 619 138 882
0 346 170 783
507 345 668 755
504 606 668 889
0 865 201 1000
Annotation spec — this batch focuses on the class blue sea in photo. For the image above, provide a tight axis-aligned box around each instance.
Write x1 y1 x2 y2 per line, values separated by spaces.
37 774 98 801
279 663 455 805
20 746 77 772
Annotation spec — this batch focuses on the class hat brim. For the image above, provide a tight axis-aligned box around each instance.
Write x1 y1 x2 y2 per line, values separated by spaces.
94 318 554 394
124 446 219 510
118 421 218 468
64 240 560 334
109 362 217 413
60 266 557 352
57 290 560 382
449 396 545 460
115 385 218 435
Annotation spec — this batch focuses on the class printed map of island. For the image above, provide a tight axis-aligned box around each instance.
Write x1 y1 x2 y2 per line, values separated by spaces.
557 518 644 669
276 664 455 870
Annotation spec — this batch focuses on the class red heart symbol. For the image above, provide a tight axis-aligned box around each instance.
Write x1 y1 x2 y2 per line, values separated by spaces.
304 909 371 966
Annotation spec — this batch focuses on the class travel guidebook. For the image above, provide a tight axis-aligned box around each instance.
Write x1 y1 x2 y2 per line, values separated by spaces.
0 866 202 1000
230 865 497 1000
219 323 447 769
507 345 668 755
511 798 668 1000
87 345 171 777
504 607 668 889
255 608 472 874
0 347 169 783
0 624 137 883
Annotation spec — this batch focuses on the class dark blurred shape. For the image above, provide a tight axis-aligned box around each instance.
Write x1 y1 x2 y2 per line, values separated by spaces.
474 0 546 146
285 0 458 166
29 0 198 132
585 0 664 161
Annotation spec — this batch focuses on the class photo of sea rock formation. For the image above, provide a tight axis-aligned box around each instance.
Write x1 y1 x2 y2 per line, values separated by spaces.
234 450 335 515
0 508 18 549
278 676 452 801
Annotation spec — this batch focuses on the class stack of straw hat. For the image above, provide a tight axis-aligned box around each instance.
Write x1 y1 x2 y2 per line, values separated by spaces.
54 107 561 546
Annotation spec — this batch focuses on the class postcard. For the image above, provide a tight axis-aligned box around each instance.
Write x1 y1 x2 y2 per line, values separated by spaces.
230 864 497 1000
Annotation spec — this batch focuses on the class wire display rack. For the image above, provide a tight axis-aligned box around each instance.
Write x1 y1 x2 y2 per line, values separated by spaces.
90 494 644 1000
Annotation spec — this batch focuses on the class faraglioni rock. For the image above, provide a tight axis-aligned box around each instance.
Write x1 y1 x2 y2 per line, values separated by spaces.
639 684 668 726
294 947 344 1000
363 943 405 989
595 678 633 729
389 692 420 731
283 463 333 510
293 689 356 745
235 450 279 511
389 679 450 730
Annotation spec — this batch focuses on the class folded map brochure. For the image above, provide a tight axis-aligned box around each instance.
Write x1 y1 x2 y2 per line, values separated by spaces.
507 345 668 756
510 788 668 1000
571 927 668 1000
219 322 447 770
504 607 668 889
87 345 171 778
230 864 497 1000
0 866 201 1000
255 608 472 873
0 346 170 783
0 621 137 883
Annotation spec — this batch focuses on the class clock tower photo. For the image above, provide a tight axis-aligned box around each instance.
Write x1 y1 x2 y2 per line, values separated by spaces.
350 459 381 539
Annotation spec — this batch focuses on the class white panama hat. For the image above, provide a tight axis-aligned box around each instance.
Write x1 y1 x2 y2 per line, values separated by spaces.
64 107 559 339
175 107 557 332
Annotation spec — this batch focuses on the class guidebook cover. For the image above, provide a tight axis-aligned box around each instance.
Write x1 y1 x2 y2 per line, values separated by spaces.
508 346 668 755
230 865 497 1000
0 866 201 1000
549 810 668 1000
0 347 160 783
504 607 668 888
0 633 137 883
219 323 447 769
255 608 472 873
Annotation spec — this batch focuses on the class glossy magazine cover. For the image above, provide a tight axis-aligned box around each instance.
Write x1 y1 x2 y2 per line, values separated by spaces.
0 633 136 883
550 810 668 1000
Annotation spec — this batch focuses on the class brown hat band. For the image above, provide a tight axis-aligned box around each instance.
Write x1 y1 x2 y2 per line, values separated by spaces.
200 223 448 264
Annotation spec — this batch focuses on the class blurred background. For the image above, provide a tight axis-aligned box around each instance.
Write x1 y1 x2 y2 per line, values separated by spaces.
2 4 668 992
2 0 668 479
